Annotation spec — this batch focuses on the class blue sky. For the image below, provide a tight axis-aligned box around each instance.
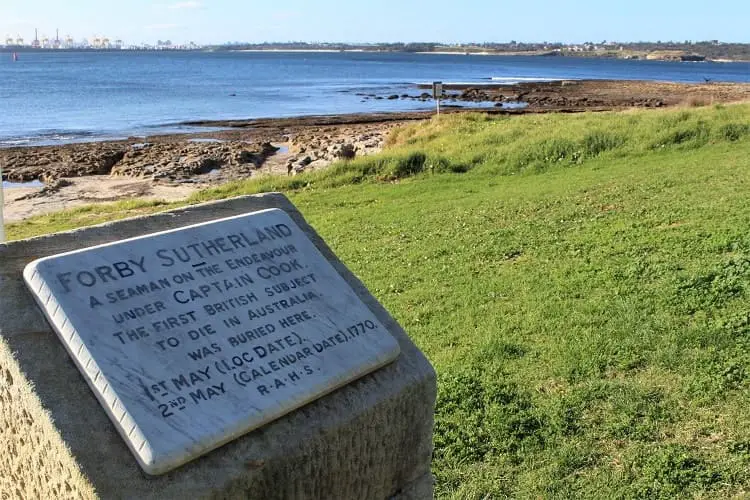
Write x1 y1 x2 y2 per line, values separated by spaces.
1 0 748 45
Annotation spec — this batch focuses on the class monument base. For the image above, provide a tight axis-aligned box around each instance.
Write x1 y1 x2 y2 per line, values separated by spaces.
0 194 436 499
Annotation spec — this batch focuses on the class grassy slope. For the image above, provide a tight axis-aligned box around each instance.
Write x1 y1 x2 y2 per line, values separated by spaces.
7 104 750 498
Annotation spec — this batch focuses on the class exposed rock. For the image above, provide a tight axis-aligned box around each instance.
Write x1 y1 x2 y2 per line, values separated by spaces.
260 142 280 156
235 150 257 164
113 142 282 180
460 88 492 102
307 159 328 170
285 122 392 172
337 144 357 160
4 140 283 184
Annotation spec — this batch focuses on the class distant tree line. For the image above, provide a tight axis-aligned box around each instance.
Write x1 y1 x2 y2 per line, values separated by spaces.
211 42 442 52
615 41 750 60
210 41 750 60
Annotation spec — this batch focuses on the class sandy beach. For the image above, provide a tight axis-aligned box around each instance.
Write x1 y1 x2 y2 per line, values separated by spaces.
3 79 750 223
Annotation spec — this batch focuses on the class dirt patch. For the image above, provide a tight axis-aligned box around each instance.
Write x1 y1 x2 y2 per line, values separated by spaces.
2 176 197 222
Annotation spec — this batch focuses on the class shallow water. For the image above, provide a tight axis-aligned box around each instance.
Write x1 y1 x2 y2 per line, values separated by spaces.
2 180 45 188
188 138 225 144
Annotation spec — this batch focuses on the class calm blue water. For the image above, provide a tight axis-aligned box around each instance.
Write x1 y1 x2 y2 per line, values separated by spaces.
2 180 44 188
0 51 748 147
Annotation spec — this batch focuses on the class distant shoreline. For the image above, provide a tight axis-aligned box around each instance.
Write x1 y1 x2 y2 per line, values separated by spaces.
226 50 750 63
0 48 191 53
234 49 366 53
1 47 749 62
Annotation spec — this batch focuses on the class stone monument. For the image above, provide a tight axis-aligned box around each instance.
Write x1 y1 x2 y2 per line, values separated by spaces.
0 193 436 499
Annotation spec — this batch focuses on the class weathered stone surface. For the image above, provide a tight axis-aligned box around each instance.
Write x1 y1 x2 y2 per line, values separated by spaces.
109 142 277 180
24 208 401 475
3 141 279 184
0 193 436 499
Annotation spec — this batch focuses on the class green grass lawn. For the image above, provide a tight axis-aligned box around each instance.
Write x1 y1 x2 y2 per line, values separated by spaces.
7 104 750 498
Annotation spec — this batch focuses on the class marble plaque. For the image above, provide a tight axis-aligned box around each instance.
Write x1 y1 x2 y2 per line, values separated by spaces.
23 208 400 475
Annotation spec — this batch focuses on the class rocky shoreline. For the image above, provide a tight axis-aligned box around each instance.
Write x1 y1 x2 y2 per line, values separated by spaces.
2 119 399 185
3 79 750 222
417 79 750 109
0 118 401 221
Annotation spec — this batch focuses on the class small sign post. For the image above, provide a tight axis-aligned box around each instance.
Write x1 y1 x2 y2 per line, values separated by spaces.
432 81 443 115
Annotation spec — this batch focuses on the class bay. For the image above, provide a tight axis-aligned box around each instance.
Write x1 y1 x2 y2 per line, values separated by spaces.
0 51 748 147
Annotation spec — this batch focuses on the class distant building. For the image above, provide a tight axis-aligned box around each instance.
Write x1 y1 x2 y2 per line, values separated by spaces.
0 29 190 51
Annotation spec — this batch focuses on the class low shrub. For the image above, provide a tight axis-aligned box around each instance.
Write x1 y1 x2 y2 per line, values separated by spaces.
718 122 750 142
582 130 626 156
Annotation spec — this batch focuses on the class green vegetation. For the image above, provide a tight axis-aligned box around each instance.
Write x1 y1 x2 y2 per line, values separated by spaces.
7 104 750 497
213 41 750 61
6 199 181 241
